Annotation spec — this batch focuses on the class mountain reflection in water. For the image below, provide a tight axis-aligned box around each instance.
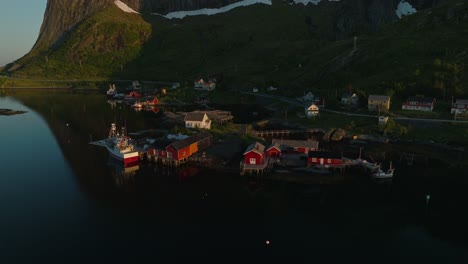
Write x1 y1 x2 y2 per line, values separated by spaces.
0 91 467 262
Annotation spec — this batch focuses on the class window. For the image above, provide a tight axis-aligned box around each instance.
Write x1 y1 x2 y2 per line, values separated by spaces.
327 159 331 163
312 158 317 162
250 158 256 165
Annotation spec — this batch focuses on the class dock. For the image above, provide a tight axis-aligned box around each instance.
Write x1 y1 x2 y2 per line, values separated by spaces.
240 157 275 176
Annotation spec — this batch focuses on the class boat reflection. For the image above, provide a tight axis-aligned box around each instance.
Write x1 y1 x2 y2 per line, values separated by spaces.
107 157 140 190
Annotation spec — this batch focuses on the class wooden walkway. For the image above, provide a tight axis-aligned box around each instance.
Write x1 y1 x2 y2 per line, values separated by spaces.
251 129 324 137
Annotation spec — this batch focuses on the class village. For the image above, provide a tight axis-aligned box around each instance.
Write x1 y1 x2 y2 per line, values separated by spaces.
95 76 468 184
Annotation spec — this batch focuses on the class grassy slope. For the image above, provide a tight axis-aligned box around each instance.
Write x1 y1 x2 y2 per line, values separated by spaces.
13 5 151 79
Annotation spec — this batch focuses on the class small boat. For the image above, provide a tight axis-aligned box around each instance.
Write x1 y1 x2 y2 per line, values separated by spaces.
107 84 117 98
371 162 394 180
131 101 143 109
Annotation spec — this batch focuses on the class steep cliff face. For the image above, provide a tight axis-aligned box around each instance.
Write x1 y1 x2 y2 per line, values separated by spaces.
34 0 243 51
34 0 114 51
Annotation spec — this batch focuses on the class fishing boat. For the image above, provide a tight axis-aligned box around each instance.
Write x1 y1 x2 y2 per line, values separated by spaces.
105 123 139 166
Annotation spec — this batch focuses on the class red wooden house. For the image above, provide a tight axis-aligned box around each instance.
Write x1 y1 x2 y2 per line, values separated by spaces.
266 143 281 158
166 132 212 161
308 151 342 167
147 140 173 159
243 142 266 165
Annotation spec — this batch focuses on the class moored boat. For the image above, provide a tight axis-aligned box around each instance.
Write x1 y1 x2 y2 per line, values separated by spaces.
107 84 117 98
371 162 394 180
105 123 139 166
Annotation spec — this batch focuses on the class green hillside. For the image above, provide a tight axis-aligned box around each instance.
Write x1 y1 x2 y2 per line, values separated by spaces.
11 5 151 79
5 0 468 99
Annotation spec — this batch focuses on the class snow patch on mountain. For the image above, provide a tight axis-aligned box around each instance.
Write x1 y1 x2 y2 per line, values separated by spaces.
291 0 340 5
395 0 417 18
114 0 139 14
153 0 272 19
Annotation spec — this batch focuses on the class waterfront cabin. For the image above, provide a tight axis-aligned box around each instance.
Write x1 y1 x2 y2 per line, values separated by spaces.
341 93 359 106
166 132 212 161
266 143 281 158
244 142 266 165
305 103 320 118
308 151 342 167
184 112 212 130
451 99 468 114
272 139 319 154
147 140 173 160
402 96 435 112
368 95 390 112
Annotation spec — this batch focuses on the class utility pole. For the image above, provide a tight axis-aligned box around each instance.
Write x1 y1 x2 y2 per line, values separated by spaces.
354 36 357 50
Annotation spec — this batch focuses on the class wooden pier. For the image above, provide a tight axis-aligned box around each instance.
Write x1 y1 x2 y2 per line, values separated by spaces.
240 157 275 176
251 129 324 138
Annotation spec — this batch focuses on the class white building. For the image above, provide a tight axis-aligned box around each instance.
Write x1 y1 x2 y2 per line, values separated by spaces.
305 103 319 118
184 112 212 130
194 78 216 91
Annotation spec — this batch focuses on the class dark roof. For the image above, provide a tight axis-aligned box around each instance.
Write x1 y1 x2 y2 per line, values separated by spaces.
169 132 212 150
272 139 319 149
369 95 390 101
244 142 265 155
406 96 435 103
267 143 281 151
455 99 468 105
308 151 342 159
149 139 173 150
184 112 207 122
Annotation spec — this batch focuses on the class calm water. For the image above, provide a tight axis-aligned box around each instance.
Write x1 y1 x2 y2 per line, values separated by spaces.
0 92 467 262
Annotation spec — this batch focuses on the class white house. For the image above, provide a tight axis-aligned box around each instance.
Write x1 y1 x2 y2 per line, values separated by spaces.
194 78 216 91
252 87 259 93
303 91 314 102
451 99 468 114
267 86 278 92
305 103 319 118
184 112 212 130
341 93 359 106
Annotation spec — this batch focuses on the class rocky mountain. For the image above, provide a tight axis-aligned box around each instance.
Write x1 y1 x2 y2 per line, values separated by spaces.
33 0 446 52
34 0 242 51
4 0 466 99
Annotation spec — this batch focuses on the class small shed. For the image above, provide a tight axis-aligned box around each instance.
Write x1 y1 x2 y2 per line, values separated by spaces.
378 116 389 126
308 151 342 166
266 143 281 158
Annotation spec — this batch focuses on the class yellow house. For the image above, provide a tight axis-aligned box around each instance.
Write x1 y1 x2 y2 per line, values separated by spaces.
368 95 390 111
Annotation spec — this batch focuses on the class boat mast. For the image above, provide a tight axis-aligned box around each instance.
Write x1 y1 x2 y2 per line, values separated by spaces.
109 123 117 138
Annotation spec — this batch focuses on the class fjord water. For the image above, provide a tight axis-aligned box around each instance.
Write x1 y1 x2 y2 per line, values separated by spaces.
0 93 467 262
